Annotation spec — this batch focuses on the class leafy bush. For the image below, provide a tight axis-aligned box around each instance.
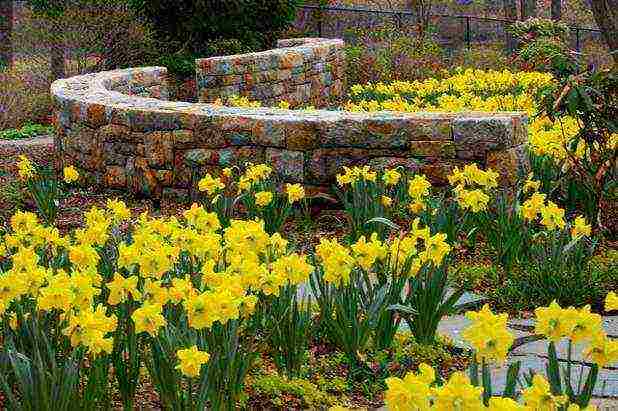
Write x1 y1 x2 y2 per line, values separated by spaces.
18 0 157 74
344 27 447 85
0 68 51 130
249 374 334 408
537 69 618 233
508 17 570 41
507 18 575 74
0 124 53 140
129 0 302 55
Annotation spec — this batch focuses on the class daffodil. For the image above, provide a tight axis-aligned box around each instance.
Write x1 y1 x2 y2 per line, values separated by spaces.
463 304 514 363
63 165 79 183
132 303 166 336
176 345 210 378
254 191 273 207
522 374 567 410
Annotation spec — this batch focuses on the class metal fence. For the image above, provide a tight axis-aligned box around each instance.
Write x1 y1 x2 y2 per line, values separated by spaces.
294 4 609 57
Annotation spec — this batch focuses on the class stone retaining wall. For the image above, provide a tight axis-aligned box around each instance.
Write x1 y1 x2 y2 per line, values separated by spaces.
51 40 528 202
195 38 345 107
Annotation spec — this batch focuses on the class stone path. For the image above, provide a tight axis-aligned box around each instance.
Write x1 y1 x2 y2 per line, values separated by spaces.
438 312 618 405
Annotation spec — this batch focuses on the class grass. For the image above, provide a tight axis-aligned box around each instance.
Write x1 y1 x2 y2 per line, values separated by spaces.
0 123 54 140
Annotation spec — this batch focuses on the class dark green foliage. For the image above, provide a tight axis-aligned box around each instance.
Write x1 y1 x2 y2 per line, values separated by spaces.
158 39 247 79
489 246 614 311
538 69 618 233
251 284 313 379
129 0 303 54
0 124 53 140
507 18 575 75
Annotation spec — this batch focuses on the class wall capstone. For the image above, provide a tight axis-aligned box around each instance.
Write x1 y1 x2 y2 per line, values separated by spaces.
51 39 528 202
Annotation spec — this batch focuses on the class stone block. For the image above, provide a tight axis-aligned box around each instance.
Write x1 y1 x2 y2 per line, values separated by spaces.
184 149 219 167
217 147 265 167
409 141 456 158
129 157 161 198
280 51 304 69
286 122 320 151
172 130 195 147
104 166 127 188
144 131 174 169
453 116 513 148
174 151 192 188
512 114 529 146
162 188 190 204
408 118 453 142
86 103 109 128
66 125 98 154
265 148 304 182
455 141 501 160
486 144 529 187
98 124 131 142
252 120 286 147
103 142 128 166
368 157 424 174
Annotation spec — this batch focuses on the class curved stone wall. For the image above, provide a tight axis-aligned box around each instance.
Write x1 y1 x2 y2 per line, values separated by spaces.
51 40 528 202
196 38 345 107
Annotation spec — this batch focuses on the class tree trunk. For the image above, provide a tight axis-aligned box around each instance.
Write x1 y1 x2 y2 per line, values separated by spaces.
51 45 64 80
589 0 618 67
0 0 13 68
551 0 561 21
503 0 518 52
520 0 537 20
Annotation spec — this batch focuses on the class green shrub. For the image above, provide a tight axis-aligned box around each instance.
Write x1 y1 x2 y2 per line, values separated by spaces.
344 27 447 85
507 17 575 74
0 68 51 130
249 374 334 408
129 0 302 55
0 124 53 140
489 244 613 311
158 39 247 79
508 17 570 40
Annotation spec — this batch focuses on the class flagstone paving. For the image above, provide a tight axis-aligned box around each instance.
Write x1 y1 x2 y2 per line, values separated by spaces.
437 313 618 399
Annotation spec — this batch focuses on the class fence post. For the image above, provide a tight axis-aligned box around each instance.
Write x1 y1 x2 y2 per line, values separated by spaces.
465 16 471 51
0 0 14 69
317 5 323 37
575 27 580 53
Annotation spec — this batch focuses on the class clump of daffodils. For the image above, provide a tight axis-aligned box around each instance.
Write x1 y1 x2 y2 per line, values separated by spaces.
535 301 617 367
198 173 225 196
0 201 314 358
336 165 377 186
176 346 210 378
285 183 305 204
383 296 617 410
463 304 514 364
521 188 592 237
407 174 431 214
63 165 79 184
316 218 451 285
195 164 305 233
448 164 498 213
16 155 35 180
